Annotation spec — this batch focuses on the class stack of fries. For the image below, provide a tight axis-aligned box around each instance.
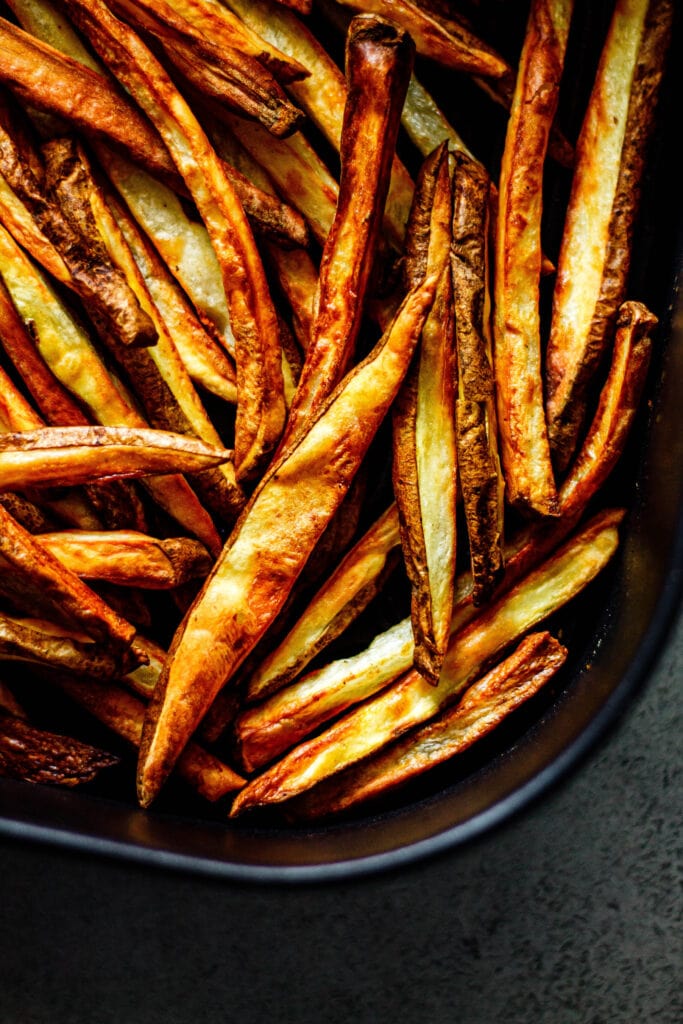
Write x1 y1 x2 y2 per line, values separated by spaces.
0 0 673 821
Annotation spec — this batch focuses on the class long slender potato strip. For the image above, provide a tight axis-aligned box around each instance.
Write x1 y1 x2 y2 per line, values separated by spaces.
295 631 567 819
247 503 401 703
393 142 457 685
493 0 572 515
62 0 286 480
451 151 504 604
137 271 440 806
37 530 212 588
0 425 231 492
544 0 673 471
231 509 621 812
284 15 414 447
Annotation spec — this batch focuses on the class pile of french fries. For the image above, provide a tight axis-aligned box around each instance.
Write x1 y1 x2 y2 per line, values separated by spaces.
0 0 673 821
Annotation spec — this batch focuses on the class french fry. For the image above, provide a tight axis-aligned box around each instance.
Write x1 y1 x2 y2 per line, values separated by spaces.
137 269 440 806
451 151 504 604
247 503 401 703
50 674 245 800
107 0 305 137
295 631 567 818
231 508 621 811
544 0 673 471
0 710 119 786
62 0 286 480
333 0 509 79
392 142 457 684
37 530 212 588
0 425 231 492
283 13 415 446
492 0 572 516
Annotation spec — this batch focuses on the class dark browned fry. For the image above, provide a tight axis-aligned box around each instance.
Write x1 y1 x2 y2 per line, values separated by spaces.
393 142 457 685
544 0 673 471
0 711 119 786
492 0 572 515
451 151 504 604
62 0 286 480
137 269 440 807
283 14 415 447
294 631 567 818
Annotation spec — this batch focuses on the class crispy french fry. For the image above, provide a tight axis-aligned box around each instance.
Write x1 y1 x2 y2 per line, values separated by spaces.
451 151 504 604
247 503 401 703
492 0 572 515
393 142 457 685
231 508 621 811
295 631 567 818
38 530 212 588
137 269 440 806
0 710 119 786
0 425 231 492
107 0 305 137
283 14 415 446
63 0 286 480
544 0 673 471
52 674 245 800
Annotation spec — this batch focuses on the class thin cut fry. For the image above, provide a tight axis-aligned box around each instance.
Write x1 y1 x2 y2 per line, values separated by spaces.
231 508 621 812
283 13 415 446
492 0 572 515
137 271 440 806
295 631 567 818
544 0 673 471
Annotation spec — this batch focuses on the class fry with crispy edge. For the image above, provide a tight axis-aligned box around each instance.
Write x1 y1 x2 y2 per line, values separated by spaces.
51 674 245 801
0 501 139 659
137 267 440 807
451 151 504 604
233 304 655 771
231 508 621 811
544 0 673 472
62 0 286 480
283 15 414 447
37 530 212 589
224 0 415 248
333 0 508 79
493 0 572 516
393 141 457 685
294 631 567 818
107 0 305 137
0 710 119 786
247 503 401 703
0 425 231 493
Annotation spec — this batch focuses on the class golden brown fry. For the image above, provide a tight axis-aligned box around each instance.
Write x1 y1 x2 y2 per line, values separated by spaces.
545 0 673 471
0 425 232 493
54 674 245 800
63 0 286 480
492 0 572 515
0 15 180 187
283 14 415 446
38 530 212 589
451 151 504 604
0 711 119 786
137 270 439 807
393 142 457 685
247 503 401 703
231 508 621 812
296 631 567 818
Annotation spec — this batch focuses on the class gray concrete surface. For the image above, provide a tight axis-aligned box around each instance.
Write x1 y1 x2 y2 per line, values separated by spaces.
1 605 681 1024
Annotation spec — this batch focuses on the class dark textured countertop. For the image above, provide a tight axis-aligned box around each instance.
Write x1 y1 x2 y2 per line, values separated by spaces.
1 598 680 1024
